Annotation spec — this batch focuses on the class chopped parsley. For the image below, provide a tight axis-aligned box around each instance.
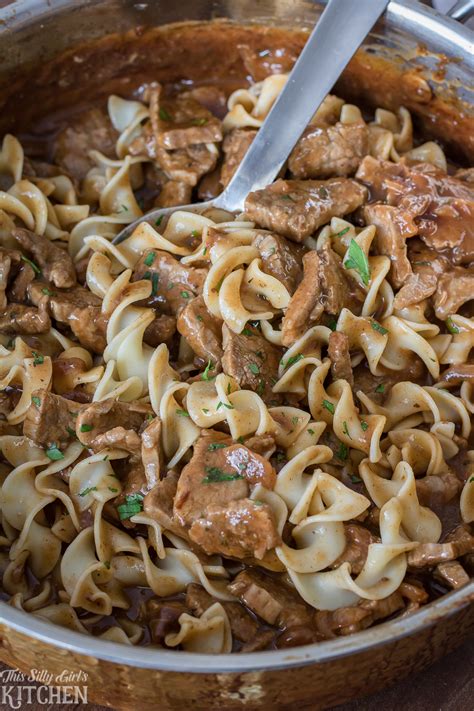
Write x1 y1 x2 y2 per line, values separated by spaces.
66 426 77 438
31 396 41 407
191 117 208 126
155 215 163 227
327 318 338 332
21 255 40 274
470 476 474 483
117 492 144 520
108 487 118 493
242 328 254 337
190 229 200 238
282 353 304 369
344 239 371 286
350 474 362 484
202 466 244 484
291 416 299 425
256 379 265 396
360 420 369 431
45 444 64 461
335 226 350 238
336 442 348 461
215 277 224 293
176 408 190 417
307 428 315 435
248 363 260 375
180 290 190 299
342 421 352 439
144 252 156 267
80 424 93 432
41 287 55 296
103 560 111 569
79 486 98 497
371 320 388 335
196 314 203 322
216 401 234 410
237 436 245 444
202 360 215 381
322 399 335 415
446 317 460 335
202 408 210 414
208 442 227 451
159 107 172 121
318 187 329 199
32 351 44 366
375 384 385 393
121 204 129 212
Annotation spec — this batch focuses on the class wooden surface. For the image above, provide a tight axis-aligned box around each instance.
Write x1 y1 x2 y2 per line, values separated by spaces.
0 636 472 710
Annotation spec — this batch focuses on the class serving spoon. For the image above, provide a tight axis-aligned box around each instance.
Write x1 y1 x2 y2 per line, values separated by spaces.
113 0 390 245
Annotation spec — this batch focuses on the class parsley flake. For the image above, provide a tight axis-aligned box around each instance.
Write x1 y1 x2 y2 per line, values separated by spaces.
41 287 55 296
344 239 371 286
248 363 260 375
336 442 348 461
216 401 234 411
21 255 40 274
32 351 44 366
144 252 156 267
242 328 254 337
117 492 144 520
202 360 215 381
342 421 352 439
31 396 41 407
350 474 362 484
371 320 388 335
335 226 350 238
322 399 335 415
176 409 190 417
79 486 98 497
180 290 190 299
208 443 227 451
360 420 369 431
282 353 304 369
80 424 93 432
202 467 244 484
159 107 172 121
446 317 460 335
375 384 385 393
155 215 163 227
307 428 315 435
46 444 64 461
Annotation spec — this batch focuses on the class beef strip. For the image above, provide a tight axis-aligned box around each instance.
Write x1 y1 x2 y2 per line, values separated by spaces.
328 331 353 385
8 263 35 303
434 560 470 589
176 295 223 366
289 121 369 179
357 156 474 265
237 43 299 82
439 364 474 387
29 282 107 354
244 178 367 242
222 323 283 401
228 569 313 630
146 83 222 150
143 313 176 347
189 498 280 559
147 599 188 644
314 592 404 639
144 470 185 537
0 304 50 334
281 243 359 346
173 430 275 527
141 416 164 489
53 107 118 182
330 523 379 575
362 203 418 288
433 267 474 320
221 128 257 188
398 581 429 603
23 389 82 448
408 526 474 568
182 86 227 118
185 583 259 642
132 250 207 316
131 136 218 187
13 228 76 289
415 470 462 507
240 630 276 652
155 180 192 208
252 231 303 295
75 399 151 453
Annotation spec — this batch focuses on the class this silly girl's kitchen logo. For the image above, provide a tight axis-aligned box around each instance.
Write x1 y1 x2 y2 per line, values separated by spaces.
0 667 88 708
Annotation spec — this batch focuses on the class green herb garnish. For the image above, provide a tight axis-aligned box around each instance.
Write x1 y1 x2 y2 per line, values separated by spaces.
80 424 93 432
32 351 44 366
446 317 460 335
155 215 163 227
360 420 369 431
216 401 234 411
117 492 144 520
144 252 156 267
176 409 190 417
248 363 260 375
46 444 64 461
180 290 190 299
31 396 41 407
342 421 352 439
202 467 244 484
350 474 362 484
335 226 350 238
282 353 304 370
79 486 98 497
375 384 385 393
242 328 254 337
371 320 388 335
192 118 208 126
319 187 329 199
336 442 348 461
208 442 227 451
159 107 172 121
344 239 371 286
41 287 55 296
322 399 335 415
21 255 40 274
202 360 215 381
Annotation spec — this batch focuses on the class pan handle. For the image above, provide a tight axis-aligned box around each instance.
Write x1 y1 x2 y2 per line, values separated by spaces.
446 0 474 22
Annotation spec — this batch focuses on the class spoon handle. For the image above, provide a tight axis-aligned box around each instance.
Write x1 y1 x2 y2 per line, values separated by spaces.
214 0 390 213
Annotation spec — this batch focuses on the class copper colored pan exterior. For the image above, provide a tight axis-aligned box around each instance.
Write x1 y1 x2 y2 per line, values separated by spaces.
0 1 473 708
